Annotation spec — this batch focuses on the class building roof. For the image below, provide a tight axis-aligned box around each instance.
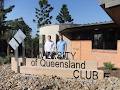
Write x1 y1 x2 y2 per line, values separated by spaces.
59 21 115 33
98 0 120 8
59 22 119 40
98 0 120 26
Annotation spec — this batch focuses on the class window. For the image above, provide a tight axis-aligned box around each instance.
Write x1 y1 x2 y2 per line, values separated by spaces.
92 31 117 50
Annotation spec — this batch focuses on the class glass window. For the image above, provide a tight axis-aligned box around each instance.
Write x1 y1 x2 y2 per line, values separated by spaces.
92 31 117 50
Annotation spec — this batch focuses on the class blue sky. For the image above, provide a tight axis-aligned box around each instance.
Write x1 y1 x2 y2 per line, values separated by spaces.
5 0 111 37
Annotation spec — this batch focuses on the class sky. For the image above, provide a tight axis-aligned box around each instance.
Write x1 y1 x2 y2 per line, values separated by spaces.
5 0 112 37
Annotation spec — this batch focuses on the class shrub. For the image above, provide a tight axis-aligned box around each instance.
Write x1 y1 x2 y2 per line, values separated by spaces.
3 56 11 64
0 57 4 65
104 62 115 70
0 52 6 57
0 56 11 65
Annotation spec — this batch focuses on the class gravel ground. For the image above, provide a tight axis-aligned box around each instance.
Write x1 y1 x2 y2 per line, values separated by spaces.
0 64 120 90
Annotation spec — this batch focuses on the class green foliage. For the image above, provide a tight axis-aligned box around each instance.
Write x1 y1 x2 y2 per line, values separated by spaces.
33 0 53 28
0 57 3 65
0 5 14 22
3 56 11 64
0 3 15 39
7 18 33 58
0 56 11 65
56 4 73 24
7 17 32 41
0 0 32 58
32 36 39 58
104 62 115 70
0 0 15 57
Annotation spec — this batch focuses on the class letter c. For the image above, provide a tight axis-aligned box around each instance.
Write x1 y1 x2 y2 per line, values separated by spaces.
31 61 36 66
73 70 79 79
40 59 45 67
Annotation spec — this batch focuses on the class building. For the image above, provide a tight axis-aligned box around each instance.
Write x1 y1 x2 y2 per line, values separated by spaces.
98 0 120 26
59 0 120 68
39 0 120 68
39 24 81 57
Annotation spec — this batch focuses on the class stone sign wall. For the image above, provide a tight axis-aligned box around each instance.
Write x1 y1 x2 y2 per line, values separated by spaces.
11 57 105 80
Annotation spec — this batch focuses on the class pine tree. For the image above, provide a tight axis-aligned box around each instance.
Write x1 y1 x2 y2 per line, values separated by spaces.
33 0 53 28
33 0 53 58
0 1 32 57
56 4 73 24
0 0 14 38
0 0 15 57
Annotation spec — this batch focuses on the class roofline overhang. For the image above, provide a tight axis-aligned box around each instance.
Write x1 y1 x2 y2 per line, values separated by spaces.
59 22 117 34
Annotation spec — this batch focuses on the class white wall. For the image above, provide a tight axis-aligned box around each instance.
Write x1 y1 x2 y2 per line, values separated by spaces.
39 24 72 56
39 25 59 42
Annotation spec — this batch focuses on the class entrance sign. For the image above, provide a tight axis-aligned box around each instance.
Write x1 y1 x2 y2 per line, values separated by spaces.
9 38 19 50
13 58 105 80
14 29 26 44
27 59 97 70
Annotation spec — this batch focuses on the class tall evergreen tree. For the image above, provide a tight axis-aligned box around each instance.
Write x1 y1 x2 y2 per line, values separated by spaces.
33 0 53 57
0 0 15 56
33 0 53 29
56 4 73 24
0 1 32 57
0 0 14 38
7 18 32 57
